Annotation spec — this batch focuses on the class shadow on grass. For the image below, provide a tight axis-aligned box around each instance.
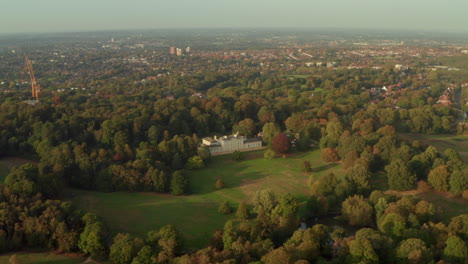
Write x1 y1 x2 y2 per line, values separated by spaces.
311 163 338 172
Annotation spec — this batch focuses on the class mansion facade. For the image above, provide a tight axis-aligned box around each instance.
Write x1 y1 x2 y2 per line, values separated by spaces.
202 133 262 154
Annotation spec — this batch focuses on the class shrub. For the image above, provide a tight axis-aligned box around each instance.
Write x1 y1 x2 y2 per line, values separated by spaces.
301 160 311 172
218 201 233 214
185 155 205 169
215 178 225 190
264 149 276 160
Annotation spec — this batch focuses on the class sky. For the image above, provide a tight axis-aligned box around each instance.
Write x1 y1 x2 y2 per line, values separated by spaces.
1 0 467 34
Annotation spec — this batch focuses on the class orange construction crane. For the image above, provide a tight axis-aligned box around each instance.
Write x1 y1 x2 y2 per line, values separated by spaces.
22 54 40 100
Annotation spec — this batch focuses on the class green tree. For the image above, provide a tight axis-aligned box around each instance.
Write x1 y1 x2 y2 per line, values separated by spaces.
233 118 256 137
341 195 373 226
185 155 204 169
262 122 281 146
5 164 38 197
445 148 464 171
264 149 276 160
346 163 371 194
78 214 106 259
253 189 277 215
218 201 233 214
156 225 182 262
449 168 468 196
427 165 450 191
385 159 416 191
170 171 188 195
236 201 250 220
150 169 168 193
131 245 153 264
396 238 432 264
222 220 237 250
443 235 467 264
110 233 137 264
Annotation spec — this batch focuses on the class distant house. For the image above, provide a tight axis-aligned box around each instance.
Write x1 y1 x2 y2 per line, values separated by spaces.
437 95 452 105
202 133 262 154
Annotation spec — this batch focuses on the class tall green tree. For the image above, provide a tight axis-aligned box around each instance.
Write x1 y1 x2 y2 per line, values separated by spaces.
385 159 416 191
170 171 188 195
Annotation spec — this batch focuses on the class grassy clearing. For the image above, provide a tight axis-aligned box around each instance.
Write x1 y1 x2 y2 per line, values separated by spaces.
0 252 84 264
416 192 468 222
399 133 468 163
71 149 344 250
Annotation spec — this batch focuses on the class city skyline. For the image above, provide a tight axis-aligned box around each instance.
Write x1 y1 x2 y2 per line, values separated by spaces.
1 0 468 34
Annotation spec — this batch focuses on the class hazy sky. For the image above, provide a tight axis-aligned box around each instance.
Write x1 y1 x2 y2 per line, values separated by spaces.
1 0 467 33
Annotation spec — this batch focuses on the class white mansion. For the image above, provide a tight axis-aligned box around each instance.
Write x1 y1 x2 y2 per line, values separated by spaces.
202 133 262 154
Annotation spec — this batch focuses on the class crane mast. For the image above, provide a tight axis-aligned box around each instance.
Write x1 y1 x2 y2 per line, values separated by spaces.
23 54 40 101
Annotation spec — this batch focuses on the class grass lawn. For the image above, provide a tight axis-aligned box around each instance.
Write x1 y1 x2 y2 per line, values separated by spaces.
71 149 345 250
399 133 468 163
0 252 84 264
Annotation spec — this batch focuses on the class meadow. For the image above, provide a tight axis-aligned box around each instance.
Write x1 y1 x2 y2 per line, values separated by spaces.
0 252 84 264
71 149 345 250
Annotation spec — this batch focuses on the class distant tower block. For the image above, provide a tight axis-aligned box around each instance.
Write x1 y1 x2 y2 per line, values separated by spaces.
111 37 114 43
176 48 182 56
186 47 191 53
170 46 176 55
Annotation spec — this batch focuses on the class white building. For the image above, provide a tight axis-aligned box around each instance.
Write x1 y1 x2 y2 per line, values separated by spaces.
202 133 262 154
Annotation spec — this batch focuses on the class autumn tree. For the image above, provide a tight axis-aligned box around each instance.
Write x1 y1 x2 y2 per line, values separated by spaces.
272 133 291 154
343 151 359 170
321 148 339 163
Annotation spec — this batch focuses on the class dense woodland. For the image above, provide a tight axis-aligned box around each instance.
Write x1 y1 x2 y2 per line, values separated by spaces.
0 36 467 263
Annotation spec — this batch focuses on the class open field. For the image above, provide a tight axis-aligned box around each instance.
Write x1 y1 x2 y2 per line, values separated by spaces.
0 252 84 264
0 157 36 183
71 149 345 250
399 133 468 163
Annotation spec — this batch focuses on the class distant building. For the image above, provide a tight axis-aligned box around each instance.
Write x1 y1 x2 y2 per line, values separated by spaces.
176 48 183 56
437 95 452 105
170 47 176 55
202 133 262 154
395 64 409 71
186 47 191 53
